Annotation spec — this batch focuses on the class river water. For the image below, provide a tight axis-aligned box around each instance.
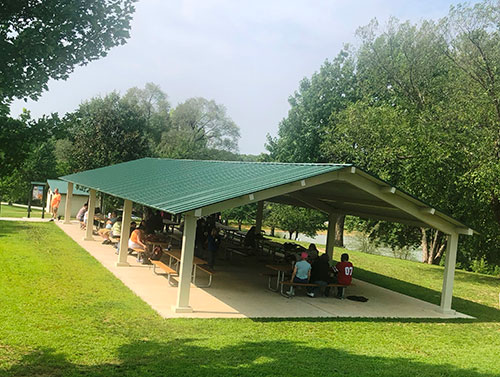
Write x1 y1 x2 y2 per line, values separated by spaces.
274 231 422 262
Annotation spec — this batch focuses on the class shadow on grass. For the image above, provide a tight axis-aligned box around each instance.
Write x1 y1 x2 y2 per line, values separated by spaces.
3 339 498 377
0 221 33 238
354 267 500 322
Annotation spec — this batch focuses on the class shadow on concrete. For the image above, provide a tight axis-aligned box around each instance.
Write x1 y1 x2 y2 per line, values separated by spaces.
354 267 500 322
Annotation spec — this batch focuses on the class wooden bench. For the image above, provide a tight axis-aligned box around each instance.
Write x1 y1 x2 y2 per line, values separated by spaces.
262 272 290 291
224 246 249 261
151 260 178 285
194 264 215 287
280 281 349 298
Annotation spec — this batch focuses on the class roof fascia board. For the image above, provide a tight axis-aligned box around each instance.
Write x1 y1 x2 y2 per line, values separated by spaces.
338 170 461 235
197 170 341 217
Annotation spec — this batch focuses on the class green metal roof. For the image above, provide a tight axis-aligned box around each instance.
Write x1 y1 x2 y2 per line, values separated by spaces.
47 179 89 196
60 158 348 214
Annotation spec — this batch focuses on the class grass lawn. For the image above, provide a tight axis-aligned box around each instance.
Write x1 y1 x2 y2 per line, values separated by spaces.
1 222 499 376
0 204 43 218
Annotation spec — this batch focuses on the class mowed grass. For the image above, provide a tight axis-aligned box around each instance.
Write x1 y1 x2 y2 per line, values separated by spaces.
0 204 42 218
0 222 499 377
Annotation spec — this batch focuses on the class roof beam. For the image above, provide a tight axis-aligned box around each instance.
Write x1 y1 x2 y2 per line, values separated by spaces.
323 198 396 211
340 208 427 227
318 196 389 208
456 228 473 236
380 186 396 194
197 170 341 216
338 170 459 234
286 192 336 214
419 207 436 215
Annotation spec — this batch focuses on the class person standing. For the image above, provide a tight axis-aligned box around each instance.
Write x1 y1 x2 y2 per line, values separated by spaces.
50 188 62 221
206 227 221 269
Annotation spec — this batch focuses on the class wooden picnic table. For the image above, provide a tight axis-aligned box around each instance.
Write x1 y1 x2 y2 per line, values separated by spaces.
146 239 170 250
165 248 207 265
164 248 208 284
216 223 247 245
162 218 180 232
260 239 283 258
93 214 107 231
265 264 293 292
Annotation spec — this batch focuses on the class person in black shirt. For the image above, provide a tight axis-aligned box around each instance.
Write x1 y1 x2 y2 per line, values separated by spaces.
307 253 332 298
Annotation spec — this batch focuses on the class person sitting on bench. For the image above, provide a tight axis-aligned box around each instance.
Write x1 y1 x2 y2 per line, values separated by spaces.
99 211 118 244
333 253 353 298
129 224 146 262
307 253 332 298
287 252 311 296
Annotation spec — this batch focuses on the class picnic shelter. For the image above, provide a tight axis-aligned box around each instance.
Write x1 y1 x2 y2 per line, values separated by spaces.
59 158 474 315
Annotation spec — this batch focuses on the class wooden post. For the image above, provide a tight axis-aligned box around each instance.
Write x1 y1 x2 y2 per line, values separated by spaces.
173 212 197 313
117 199 132 267
84 189 96 241
255 201 264 234
440 232 459 314
325 213 338 260
64 182 73 224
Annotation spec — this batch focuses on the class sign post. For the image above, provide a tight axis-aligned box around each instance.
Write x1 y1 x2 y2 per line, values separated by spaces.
29 182 47 218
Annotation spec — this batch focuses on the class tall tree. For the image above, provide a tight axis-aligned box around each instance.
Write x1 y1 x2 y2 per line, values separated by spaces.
264 204 327 240
122 83 170 146
267 47 359 163
158 97 240 159
266 48 359 246
64 92 150 172
0 112 65 202
0 0 136 111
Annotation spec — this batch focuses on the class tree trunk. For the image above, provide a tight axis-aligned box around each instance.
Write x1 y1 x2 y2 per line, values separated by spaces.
238 220 242 231
270 226 275 237
334 215 345 247
421 228 429 263
433 242 447 265
490 194 500 227
288 230 293 239
421 228 446 264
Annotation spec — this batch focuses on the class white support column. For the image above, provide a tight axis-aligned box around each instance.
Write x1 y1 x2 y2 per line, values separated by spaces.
117 199 132 267
440 232 459 314
173 213 197 313
325 213 338 260
64 182 73 224
84 189 96 241
255 201 264 234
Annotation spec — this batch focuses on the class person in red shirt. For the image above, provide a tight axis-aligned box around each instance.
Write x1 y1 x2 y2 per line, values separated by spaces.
334 253 353 298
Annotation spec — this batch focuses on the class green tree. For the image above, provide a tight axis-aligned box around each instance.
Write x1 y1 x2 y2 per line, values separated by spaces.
158 97 240 159
221 204 257 230
267 47 359 163
122 83 171 147
0 0 136 111
264 204 326 240
0 112 65 202
64 92 150 172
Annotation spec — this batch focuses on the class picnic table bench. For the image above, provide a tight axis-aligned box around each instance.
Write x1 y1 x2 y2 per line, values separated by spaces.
151 260 178 285
165 249 214 287
280 281 349 298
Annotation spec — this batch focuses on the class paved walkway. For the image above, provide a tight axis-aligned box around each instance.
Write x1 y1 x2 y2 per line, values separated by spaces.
0 217 51 222
56 220 472 319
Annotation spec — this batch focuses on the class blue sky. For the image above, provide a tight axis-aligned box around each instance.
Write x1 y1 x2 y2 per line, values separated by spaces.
10 0 475 155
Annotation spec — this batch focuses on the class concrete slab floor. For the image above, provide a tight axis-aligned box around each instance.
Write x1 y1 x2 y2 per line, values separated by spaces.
56 221 472 320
